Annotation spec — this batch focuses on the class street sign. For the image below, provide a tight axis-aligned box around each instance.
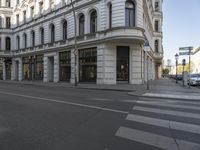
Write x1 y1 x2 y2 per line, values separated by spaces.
179 51 193 56
179 47 193 51
144 42 151 52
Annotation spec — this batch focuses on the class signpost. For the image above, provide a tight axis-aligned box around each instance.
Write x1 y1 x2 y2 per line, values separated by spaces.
144 42 151 90
179 46 193 88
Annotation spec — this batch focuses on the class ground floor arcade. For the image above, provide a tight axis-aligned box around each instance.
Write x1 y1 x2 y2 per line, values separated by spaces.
0 43 162 84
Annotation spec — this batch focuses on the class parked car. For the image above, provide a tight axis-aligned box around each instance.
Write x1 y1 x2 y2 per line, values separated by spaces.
188 74 200 86
177 74 182 80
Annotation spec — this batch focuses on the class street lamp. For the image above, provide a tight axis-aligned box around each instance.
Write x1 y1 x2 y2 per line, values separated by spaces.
175 53 179 83
70 0 78 86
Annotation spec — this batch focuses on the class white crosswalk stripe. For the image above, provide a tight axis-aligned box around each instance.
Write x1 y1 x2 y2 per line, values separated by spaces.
115 99 200 149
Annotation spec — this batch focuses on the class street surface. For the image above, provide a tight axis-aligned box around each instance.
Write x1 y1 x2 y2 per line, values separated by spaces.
0 81 200 150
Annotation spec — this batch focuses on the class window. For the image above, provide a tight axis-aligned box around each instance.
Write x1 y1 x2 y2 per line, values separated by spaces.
16 36 20 50
62 20 67 40
155 1 159 11
16 14 19 25
90 10 97 33
50 24 55 43
23 11 26 23
79 14 85 36
23 33 27 48
155 40 159 53
39 1 44 15
108 3 112 28
40 27 44 44
31 6 35 18
6 17 11 28
16 0 19 5
6 0 10 7
125 0 136 27
155 20 159 31
5 37 11 51
31 31 35 47
0 17 3 28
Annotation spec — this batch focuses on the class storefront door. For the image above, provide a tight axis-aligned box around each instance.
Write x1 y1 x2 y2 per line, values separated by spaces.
117 46 129 82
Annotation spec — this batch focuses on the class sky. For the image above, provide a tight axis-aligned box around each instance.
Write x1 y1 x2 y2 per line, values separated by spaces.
163 0 200 66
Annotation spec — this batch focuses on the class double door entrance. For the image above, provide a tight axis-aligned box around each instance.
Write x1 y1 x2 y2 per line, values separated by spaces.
117 46 129 82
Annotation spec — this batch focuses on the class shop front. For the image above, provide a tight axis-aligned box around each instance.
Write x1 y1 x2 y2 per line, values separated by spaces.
59 51 71 81
4 59 12 80
22 55 43 81
79 48 97 82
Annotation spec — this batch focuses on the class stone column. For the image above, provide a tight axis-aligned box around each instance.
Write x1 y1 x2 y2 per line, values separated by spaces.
43 56 48 82
54 53 59 82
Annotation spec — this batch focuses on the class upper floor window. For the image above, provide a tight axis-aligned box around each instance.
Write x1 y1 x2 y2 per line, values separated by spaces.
50 24 55 43
16 14 19 26
40 27 44 44
6 0 10 7
16 0 19 5
155 20 159 31
155 1 159 11
155 40 159 53
5 37 11 51
39 1 44 15
6 17 11 28
31 6 35 18
90 10 97 33
16 36 20 50
23 11 26 23
23 33 27 48
0 17 3 28
79 14 85 36
31 30 35 47
108 3 112 29
62 20 67 40
125 0 136 27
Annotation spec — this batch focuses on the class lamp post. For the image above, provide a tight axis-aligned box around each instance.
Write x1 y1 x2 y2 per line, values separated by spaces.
70 0 78 86
175 53 179 83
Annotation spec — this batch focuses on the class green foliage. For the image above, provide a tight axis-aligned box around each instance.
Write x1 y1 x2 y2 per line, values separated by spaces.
163 68 170 75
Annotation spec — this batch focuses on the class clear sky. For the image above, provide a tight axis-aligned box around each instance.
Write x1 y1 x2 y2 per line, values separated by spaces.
163 0 200 65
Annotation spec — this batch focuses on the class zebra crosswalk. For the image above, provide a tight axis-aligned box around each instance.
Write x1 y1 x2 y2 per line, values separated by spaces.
115 98 200 150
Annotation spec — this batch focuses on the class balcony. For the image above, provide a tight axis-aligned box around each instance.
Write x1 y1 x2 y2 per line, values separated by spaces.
154 52 163 64
103 27 145 43
0 50 13 57
0 28 13 33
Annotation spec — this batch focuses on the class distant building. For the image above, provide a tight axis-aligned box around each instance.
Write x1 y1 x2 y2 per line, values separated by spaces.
192 46 200 74
0 0 163 84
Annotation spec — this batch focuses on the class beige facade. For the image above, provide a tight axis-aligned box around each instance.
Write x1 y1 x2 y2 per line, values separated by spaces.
0 0 163 84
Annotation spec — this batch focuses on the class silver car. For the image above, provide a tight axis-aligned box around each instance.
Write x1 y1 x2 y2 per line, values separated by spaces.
189 74 200 86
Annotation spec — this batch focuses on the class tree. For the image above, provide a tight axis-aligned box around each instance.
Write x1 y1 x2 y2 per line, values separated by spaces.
162 68 170 75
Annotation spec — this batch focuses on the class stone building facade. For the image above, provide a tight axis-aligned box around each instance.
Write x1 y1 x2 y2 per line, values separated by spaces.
0 0 163 84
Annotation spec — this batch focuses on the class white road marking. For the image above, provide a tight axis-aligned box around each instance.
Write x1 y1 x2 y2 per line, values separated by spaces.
127 114 200 134
136 101 200 111
143 93 200 100
116 126 200 150
134 106 200 119
0 91 128 114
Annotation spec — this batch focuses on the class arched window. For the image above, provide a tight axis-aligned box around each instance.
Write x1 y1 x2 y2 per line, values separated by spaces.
79 14 85 36
16 35 20 50
50 24 55 43
62 20 67 40
125 0 136 27
90 10 97 33
155 40 159 53
6 0 10 7
23 33 27 48
31 30 35 47
108 3 112 29
5 37 11 51
40 27 44 44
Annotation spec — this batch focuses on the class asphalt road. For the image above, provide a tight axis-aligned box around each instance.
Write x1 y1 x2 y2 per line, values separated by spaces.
0 82 200 150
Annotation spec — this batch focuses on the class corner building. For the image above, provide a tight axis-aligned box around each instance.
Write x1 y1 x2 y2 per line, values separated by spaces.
0 0 163 84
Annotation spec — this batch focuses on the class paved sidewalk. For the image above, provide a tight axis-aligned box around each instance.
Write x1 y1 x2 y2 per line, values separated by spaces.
0 79 199 100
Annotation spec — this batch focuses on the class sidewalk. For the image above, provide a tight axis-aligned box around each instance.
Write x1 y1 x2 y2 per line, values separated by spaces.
129 79 200 100
0 79 199 100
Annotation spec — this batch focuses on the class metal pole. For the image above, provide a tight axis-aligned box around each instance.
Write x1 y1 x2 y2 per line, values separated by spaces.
70 0 78 86
147 56 149 90
176 60 178 83
183 65 184 86
189 47 191 88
